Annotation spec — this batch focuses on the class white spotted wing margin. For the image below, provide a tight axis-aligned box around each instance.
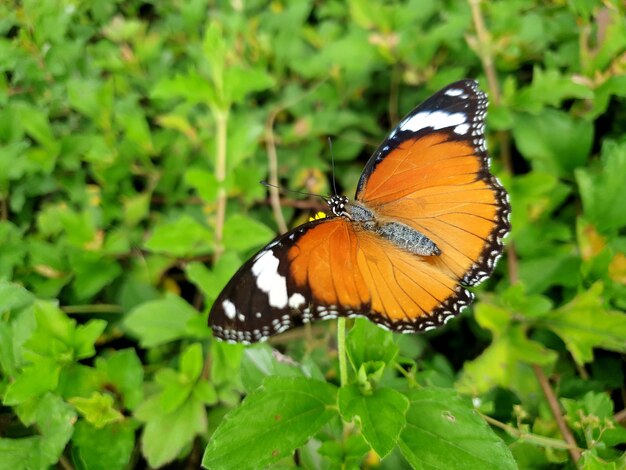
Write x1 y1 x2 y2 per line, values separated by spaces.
209 219 327 345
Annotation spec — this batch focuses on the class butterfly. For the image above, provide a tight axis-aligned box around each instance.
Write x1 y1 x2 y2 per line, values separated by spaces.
209 79 510 344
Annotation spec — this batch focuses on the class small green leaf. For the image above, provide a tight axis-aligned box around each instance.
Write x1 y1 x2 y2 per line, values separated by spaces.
123 294 199 347
538 283 626 365
69 392 124 428
202 377 338 470
144 215 213 257
180 343 203 382
222 214 275 253
347 318 398 371
338 384 409 458
95 349 144 410
399 388 516 470
73 319 108 360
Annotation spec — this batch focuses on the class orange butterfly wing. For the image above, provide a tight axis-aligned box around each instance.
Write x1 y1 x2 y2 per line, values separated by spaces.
209 80 509 343
356 132 509 286
286 217 473 331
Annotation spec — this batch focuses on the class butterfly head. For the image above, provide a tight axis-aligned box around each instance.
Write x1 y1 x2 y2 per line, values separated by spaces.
328 195 350 217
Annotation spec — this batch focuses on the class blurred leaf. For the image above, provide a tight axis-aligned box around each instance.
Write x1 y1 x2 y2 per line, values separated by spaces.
338 384 409 458
71 420 136 470
69 392 124 428
180 342 203 382
3 357 61 405
576 140 626 233
222 214 275 253
136 394 207 468
0 393 76 469
187 251 241 303
513 110 593 176
202 377 338 470
538 283 626 365
124 294 199 347
399 388 516 470
94 349 144 410
144 215 214 257
515 67 592 112
456 325 557 395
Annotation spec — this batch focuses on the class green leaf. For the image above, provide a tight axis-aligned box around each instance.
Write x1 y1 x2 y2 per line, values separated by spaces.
123 294 199 347
338 384 409 458
347 318 398 371
538 283 626 365
202 377 338 470
0 280 35 312
513 109 593 177
94 349 144 410
3 357 61 405
69 392 124 428
399 388 516 470
187 251 241 303
222 214 275 253
138 395 207 468
576 140 626 233
180 342 203 382
456 325 557 396
71 420 136 470
223 66 276 104
144 215 213 257
515 67 592 112
0 393 77 469
240 344 304 393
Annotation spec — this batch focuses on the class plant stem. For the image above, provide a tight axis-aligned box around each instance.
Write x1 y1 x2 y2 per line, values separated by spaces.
532 364 582 464
480 412 583 452
213 109 229 263
265 108 288 234
62 304 124 314
337 317 348 387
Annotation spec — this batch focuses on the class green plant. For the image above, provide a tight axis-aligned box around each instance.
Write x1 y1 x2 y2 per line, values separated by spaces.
0 0 625 468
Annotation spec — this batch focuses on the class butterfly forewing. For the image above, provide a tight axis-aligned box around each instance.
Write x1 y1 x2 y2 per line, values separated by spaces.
209 79 510 343
356 80 510 287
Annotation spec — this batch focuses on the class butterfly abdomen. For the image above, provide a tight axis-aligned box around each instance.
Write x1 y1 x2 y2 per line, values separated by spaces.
343 201 440 256
376 222 441 256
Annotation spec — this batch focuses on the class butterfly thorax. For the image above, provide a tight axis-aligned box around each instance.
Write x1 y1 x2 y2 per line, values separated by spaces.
327 195 441 257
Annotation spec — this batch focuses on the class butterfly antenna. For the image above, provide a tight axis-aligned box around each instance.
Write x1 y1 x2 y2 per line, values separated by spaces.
328 137 339 196
260 181 329 202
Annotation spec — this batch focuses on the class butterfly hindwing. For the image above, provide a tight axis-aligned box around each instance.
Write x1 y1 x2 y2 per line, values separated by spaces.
210 216 475 343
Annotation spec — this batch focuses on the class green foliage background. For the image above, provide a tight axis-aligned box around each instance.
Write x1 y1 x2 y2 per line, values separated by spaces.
0 0 625 468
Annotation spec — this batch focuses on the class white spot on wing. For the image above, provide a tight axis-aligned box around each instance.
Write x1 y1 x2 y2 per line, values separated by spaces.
444 88 465 97
454 123 470 135
251 251 288 308
222 299 236 320
399 111 467 133
288 293 306 309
